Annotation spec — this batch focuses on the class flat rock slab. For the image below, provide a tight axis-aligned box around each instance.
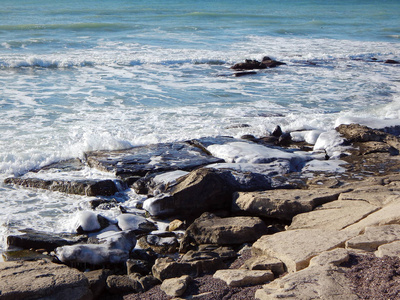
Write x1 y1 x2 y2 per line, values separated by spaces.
0 260 92 300
376 240 400 258
85 142 224 178
232 188 350 221
288 200 379 231
241 256 285 275
346 224 400 251
4 177 119 196
214 269 274 287
255 248 358 300
343 201 400 234
338 185 400 207
252 229 356 273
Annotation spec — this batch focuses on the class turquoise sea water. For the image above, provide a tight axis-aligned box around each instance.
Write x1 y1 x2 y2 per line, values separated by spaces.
0 0 399 250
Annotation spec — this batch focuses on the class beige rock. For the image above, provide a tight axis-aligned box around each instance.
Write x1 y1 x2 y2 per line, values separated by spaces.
338 185 400 207
213 269 274 287
255 249 358 300
346 224 400 251
168 219 185 231
375 241 400 258
241 256 285 275
343 201 400 234
288 200 379 231
252 229 356 273
160 275 191 297
232 188 349 221
0 260 92 300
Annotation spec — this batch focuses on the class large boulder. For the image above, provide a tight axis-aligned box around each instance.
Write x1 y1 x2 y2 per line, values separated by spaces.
180 213 268 252
232 188 350 221
0 260 93 300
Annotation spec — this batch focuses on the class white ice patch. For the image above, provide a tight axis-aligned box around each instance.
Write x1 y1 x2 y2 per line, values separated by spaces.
71 211 100 233
207 141 304 164
313 130 346 159
152 170 189 185
205 161 291 176
302 159 347 174
117 214 150 231
143 194 174 217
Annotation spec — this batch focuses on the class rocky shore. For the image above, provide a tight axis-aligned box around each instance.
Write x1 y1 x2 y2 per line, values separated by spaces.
2 122 400 299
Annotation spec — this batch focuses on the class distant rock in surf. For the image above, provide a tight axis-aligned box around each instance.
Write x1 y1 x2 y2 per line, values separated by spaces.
231 56 286 70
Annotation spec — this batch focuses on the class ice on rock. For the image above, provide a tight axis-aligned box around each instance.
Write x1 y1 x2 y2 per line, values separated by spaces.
72 211 101 233
207 141 310 172
55 230 136 265
205 161 291 176
152 170 189 186
313 130 346 158
117 214 151 231
290 130 322 144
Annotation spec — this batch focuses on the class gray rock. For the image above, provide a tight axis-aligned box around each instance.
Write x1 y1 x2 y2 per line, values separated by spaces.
85 141 223 179
0 260 93 300
180 213 268 252
7 229 86 252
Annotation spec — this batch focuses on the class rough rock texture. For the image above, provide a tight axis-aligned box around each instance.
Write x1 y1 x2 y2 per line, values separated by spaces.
345 224 400 251
84 269 111 299
252 229 356 273
255 248 358 300
0 260 93 300
213 269 274 287
232 188 349 221
160 275 191 297
180 213 269 252
106 275 142 294
288 199 379 230
4 177 120 196
85 142 223 179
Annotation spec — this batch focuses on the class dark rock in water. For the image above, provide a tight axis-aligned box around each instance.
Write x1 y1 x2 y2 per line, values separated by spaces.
85 142 224 179
271 125 283 138
277 132 292 147
4 177 120 196
179 212 269 253
241 134 257 141
385 59 400 64
89 198 120 210
231 56 286 70
7 229 87 252
234 71 257 77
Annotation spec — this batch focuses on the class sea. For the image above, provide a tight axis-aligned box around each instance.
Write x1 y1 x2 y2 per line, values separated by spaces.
0 0 399 253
